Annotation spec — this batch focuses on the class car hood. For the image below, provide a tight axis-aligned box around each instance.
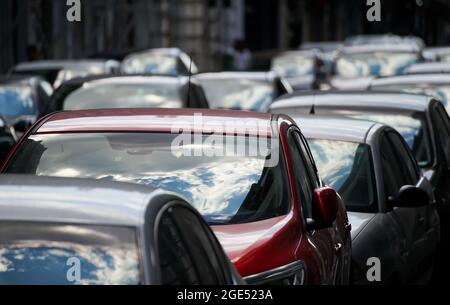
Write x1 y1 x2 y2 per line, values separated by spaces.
348 212 376 240
211 214 294 276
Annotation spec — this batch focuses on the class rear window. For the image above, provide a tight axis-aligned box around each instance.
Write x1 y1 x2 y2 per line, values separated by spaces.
0 222 140 285
308 139 377 212
63 82 183 110
5 132 289 225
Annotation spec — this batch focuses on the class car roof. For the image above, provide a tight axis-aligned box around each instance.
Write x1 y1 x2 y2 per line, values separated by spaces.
293 115 379 143
370 73 450 87
0 175 178 227
35 108 273 136
271 91 432 112
13 60 109 71
195 71 276 82
124 48 184 58
405 62 450 74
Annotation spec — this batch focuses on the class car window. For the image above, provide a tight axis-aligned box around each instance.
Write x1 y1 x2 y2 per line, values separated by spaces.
295 133 320 187
308 139 376 213
5 132 289 226
287 130 314 218
380 133 412 199
387 131 420 184
0 222 140 285
433 103 450 164
157 206 230 285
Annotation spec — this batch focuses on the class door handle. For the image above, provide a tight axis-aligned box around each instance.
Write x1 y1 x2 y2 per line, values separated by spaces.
418 216 425 224
334 243 342 255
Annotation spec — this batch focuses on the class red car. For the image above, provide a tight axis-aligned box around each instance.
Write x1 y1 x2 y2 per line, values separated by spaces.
1 108 351 284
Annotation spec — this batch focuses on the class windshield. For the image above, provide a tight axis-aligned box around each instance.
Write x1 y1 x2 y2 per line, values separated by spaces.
0 222 140 285
336 52 418 78
334 110 432 167
53 65 105 88
5 133 289 225
308 139 376 212
63 82 183 110
122 54 178 75
199 78 274 111
0 85 36 117
371 83 450 115
271 55 315 77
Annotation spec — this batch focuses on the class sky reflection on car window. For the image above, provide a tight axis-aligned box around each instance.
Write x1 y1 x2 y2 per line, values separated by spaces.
0 85 36 117
6 133 288 225
199 78 274 111
336 52 418 78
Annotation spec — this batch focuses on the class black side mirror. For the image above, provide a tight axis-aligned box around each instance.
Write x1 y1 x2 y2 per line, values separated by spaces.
390 185 429 208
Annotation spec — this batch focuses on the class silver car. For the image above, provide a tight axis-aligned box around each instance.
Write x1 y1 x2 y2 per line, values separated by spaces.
0 175 243 285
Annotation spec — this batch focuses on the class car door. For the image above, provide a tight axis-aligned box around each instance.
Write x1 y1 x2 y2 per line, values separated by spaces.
287 128 336 284
156 203 236 285
381 131 434 282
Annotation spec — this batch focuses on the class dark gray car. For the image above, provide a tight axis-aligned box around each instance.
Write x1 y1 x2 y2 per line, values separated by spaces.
291 116 440 284
0 175 243 285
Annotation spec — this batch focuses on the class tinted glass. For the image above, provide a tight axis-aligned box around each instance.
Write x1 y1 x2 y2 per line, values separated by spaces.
433 104 450 164
5 133 289 225
336 52 418 78
199 78 274 111
0 222 140 285
387 132 419 184
288 132 314 218
164 206 229 284
63 82 183 110
0 85 37 117
308 139 376 212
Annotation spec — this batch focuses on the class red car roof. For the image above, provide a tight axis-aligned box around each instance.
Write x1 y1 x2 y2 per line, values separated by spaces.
37 108 274 136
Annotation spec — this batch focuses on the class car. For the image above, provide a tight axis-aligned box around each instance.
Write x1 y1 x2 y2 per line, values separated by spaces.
1 108 352 285
270 91 450 209
270 91 450 274
270 50 322 91
10 59 120 88
329 44 422 90
0 75 53 134
370 73 450 116
289 116 440 284
0 116 15 163
0 175 244 285
405 62 450 75
195 72 292 112
43 75 209 115
121 48 198 76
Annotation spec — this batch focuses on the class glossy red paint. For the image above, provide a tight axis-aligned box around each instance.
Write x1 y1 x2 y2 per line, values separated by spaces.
1 109 351 284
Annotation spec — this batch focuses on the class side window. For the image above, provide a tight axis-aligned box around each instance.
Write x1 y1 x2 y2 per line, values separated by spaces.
433 105 450 164
157 205 230 285
380 135 404 199
296 133 321 187
287 130 314 218
387 132 420 184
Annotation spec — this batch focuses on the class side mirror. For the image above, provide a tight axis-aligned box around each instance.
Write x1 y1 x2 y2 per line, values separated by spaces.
390 185 429 208
307 187 340 230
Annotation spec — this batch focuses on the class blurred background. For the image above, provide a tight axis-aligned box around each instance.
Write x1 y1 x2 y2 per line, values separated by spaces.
3 0 450 73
